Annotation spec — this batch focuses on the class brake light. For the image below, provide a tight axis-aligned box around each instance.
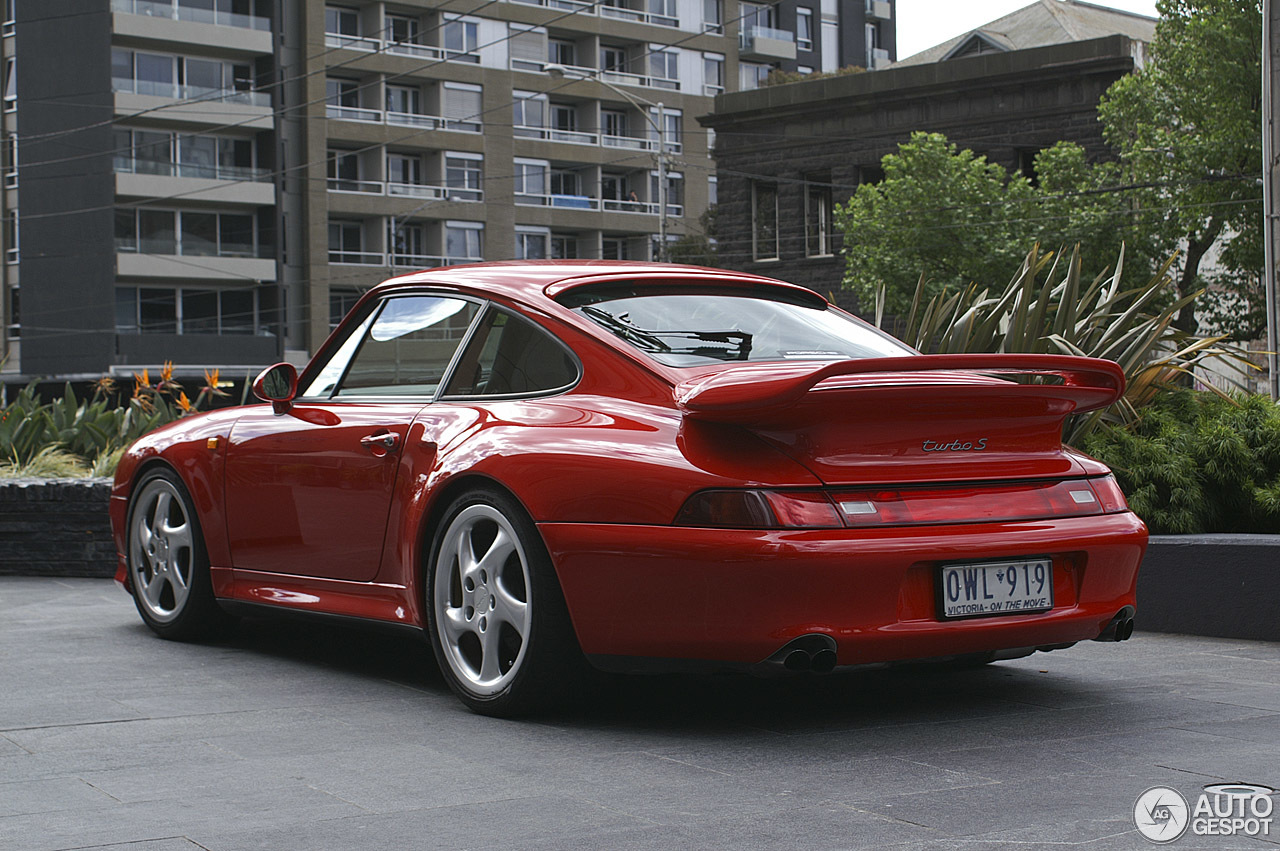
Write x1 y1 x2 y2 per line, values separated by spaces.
675 479 1126 529
1088 474 1130 513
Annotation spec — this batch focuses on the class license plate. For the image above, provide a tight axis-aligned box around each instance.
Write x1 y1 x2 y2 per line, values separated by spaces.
939 558 1053 619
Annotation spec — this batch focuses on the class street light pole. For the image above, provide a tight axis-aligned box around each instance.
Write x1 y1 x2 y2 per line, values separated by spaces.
547 65 669 261
1265 0 1280 399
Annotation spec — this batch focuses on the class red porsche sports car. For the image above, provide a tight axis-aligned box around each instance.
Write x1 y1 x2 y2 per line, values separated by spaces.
111 261 1147 716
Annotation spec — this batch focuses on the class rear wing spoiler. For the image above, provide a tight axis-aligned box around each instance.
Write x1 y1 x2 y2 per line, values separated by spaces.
675 354 1126 423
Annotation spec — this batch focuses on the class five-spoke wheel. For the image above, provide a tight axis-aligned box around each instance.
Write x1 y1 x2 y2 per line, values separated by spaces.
428 488 580 716
125 468 224 639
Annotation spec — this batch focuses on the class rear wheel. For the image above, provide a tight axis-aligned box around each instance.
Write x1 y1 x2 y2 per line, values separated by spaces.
427 488 580 716
125 468 225 640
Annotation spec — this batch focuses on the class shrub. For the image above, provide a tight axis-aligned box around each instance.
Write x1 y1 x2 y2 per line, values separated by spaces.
1079 390 1280 534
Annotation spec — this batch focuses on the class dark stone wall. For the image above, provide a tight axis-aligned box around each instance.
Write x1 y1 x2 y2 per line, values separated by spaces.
1137 535 1280 643
703 36 1141 313
0 480 116 578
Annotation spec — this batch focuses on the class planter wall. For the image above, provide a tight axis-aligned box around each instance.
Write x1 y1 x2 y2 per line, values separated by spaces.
0 479 116 578
1137 535 1280 642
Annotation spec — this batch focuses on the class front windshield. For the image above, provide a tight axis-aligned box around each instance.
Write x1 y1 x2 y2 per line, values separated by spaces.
567 289 914 367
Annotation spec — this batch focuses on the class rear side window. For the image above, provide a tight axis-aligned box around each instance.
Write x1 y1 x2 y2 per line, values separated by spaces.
563 286 913 367
443 307 578 397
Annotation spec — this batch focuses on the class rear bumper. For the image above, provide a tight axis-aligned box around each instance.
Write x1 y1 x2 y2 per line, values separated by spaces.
541 512 1146 668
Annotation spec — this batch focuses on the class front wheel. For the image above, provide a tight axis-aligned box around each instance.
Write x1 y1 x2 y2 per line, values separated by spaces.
427 488 581 716
125 468 226 640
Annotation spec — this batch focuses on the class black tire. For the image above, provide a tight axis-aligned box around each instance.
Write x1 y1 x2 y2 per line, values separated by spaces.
124 467 227 640
426 487 582 717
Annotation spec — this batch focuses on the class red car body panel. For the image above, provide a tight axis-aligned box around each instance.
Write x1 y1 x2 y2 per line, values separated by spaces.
111 261 1147 671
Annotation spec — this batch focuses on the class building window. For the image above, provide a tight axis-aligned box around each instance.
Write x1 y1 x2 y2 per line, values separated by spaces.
739 61 770 91
549 39 576 66
445 153 483 201
2 0 13 36
389 221 427 265
752 181 778 261
442 17 479 62
510 24 547 72
550 168 580 196
796 8 814 52
328 220 365 263
514 159 548 203
115 286 265 336
741 2 776 31
708 175 717 206
445 221 483 262
6 285 18 340
551 234 578 259
649 107 682 152
4 133 15 188
651 170 684 214
516 228 550 260
703 53 724 95
3 57 14 111
649 48 679 89
702 0 722 32
602 237 628 260
805 176 833 257
442 82 482 132
601 109 627 139
386 152 423 190
385 84 421 116
324 6 359 37
386 13 420 44
513 91 547 136
110 49 256 102
114 209 257 257
4 208 16 263
600 45 627 73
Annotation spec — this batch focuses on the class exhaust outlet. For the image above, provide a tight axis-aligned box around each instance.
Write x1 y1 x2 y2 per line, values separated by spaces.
1092 607 1136 642
762 634 838 675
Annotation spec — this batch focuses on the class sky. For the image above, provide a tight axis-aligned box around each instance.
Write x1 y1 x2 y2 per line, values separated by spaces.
894 0 1161 59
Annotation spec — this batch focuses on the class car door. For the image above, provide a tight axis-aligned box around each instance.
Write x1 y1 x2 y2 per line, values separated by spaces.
224 293 482 581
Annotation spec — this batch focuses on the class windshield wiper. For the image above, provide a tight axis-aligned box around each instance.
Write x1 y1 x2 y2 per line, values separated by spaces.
581 307 753 361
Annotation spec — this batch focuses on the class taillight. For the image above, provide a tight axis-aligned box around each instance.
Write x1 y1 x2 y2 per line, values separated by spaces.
1088 474 1130 513
675 478 1126 529
675 489 841 528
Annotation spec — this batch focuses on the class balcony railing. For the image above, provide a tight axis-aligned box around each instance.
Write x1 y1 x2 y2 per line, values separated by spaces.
602 198 658 215
112 78 270 106
324 32 381 52
513 125 600 146
508 0 597 11
112 0 271 31
324 31 469 63
599 3 678 28
115 237 271 259
327 178 483 202
330 251 477 267
325 105 481 134
114 158 271 182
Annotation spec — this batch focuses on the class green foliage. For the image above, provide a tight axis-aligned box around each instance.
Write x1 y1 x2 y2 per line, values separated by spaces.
763 64 866 87
885 244 1256 444
837 133 1157 317
1098 0 1263 336
0 367 229 478
1080 390 1280 533
667 207 721 267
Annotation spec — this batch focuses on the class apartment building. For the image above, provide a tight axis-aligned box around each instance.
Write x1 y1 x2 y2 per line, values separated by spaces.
2 0 894 383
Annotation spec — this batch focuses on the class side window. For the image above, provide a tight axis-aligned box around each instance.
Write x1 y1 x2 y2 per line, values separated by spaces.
303 295 479 398
443 307 578 397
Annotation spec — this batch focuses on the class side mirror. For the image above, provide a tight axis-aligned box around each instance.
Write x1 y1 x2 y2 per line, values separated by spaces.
253 363 299 415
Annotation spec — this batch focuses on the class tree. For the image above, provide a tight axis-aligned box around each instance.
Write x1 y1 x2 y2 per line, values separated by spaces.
1098 0 1263 336
836 133 1154 317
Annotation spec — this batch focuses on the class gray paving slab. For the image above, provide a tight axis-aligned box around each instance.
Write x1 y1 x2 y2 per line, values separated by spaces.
2 576 1279 851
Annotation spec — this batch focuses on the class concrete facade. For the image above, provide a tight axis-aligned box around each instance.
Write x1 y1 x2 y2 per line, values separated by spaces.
700 34 1146 307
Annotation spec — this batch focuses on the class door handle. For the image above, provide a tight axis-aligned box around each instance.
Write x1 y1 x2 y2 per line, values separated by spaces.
360 432 399 450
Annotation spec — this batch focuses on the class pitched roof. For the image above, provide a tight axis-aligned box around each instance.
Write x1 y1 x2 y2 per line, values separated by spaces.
892 0 1156 67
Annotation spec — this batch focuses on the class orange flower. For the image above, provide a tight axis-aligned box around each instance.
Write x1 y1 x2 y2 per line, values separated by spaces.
133 368 151 397
203 367 230 397
160 360 175 384
176 391 193 413
93 375 117 397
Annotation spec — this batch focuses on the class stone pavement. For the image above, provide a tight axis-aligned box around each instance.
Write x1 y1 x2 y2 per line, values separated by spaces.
2 576 1277 851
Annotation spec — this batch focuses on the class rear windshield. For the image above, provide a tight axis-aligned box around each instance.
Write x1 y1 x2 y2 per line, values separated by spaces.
563 286 914 367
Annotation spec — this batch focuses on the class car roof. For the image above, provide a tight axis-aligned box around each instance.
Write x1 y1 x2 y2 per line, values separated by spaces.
371 260 827 308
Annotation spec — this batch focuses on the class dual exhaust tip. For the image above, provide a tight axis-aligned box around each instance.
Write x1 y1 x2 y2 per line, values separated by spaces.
1093 606 1136 642
767 634 838 674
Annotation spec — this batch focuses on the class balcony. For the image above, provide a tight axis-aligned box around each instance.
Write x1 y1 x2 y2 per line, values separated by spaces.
114 159 275 205
602 198 658 214
865 0 892 21
599 1 678 28
508 0 597 11
324 31 464 63
739 26 797 62
111 0 270 31
600 69 681 93
513 125 600 146
325 106 482 134
329 251 473 268
601 134 683 155
868 47 891 69
327 178 483 202
112 78 270 107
